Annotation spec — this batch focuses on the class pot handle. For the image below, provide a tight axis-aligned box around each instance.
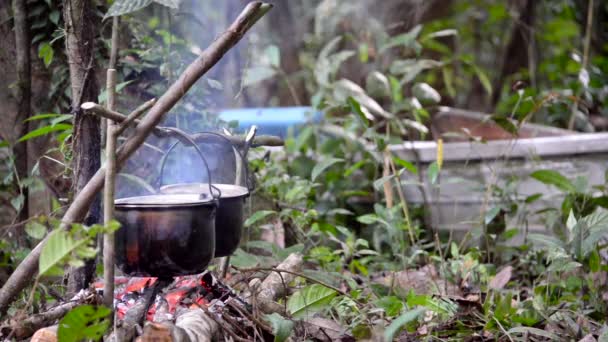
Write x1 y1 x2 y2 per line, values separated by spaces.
158 128 221 200
185 131 253 192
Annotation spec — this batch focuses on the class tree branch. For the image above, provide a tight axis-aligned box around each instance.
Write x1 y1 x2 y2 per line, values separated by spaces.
0 1 273 316
82 102 284 147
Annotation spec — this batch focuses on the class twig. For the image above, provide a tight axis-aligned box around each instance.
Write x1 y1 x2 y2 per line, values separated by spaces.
0 1 273 316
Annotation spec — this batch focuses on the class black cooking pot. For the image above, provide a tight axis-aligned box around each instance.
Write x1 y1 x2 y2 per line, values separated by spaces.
114 194 217 277
159 131 252 258
160 183 248 257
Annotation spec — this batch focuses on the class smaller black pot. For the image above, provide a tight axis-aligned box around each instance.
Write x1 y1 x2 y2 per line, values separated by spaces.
160 183 248 257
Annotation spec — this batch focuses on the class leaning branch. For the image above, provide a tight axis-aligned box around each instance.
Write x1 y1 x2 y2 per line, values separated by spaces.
82 102 284 147
0 1 273 315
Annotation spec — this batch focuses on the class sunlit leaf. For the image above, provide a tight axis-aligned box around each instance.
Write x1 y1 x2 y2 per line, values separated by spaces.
39 229 86 276
38 42 54 67
58 305 111 342
530 170 576 193
347 96 369 127
18 124 72 142
25 221 47 240
287 284 337 318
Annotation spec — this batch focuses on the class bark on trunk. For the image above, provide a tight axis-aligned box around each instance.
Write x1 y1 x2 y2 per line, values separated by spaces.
12 0 31 228
63 0 101 296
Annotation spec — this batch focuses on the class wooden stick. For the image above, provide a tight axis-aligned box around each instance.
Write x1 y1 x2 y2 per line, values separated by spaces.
102 15 119 312
0 1 273 316
82 102 284 147
102 68 117 309
2 290 96 340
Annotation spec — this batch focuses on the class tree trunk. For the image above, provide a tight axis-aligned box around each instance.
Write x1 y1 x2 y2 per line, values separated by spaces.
63 0 101 296
12 0 31 230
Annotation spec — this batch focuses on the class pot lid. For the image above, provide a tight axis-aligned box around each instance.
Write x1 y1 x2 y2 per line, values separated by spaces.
160 183 249 198
115 193 214 208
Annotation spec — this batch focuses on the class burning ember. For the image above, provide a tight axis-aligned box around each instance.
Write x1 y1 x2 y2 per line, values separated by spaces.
93 272 236 322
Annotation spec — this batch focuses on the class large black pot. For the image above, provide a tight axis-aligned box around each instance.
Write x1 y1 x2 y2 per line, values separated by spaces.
114 194 217 277
160 183 248 257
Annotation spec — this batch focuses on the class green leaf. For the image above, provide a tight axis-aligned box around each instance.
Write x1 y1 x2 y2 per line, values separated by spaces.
566 210 577 232
393 157 418 175
58 305 111 342
38 42 54 67
422 29 458 40
39 229 86 276
242 66 277 87
25 113 66 122
264 45 281 68
508 327 560 340
485 207 501 225
230 248 260 268
264 313 294 342
374 175 395 191
589 249 600 272
244 210 276 227
441 67 456 98
412 82 441 104
18 124 72 142
375 296 404 317
311 158 344 182
105 0 153 18
427 161 439 185
0 140 8 148
530 170 576 193
25 221 47 240
347 96 369 127
525 193 543 203
491 115 518 135
206 78 223 90
472 65 492 96
528 233 565 251
383 307 426 341
11 194 24 212
153 0 181 9
381 25 422 52
287 284 337 318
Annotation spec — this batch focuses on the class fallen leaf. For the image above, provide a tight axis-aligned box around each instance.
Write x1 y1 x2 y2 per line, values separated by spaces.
489 266 512 290
305 317 344 340
578 334 596 342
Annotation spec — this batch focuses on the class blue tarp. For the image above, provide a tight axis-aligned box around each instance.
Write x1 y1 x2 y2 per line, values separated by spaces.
217 107 321 138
